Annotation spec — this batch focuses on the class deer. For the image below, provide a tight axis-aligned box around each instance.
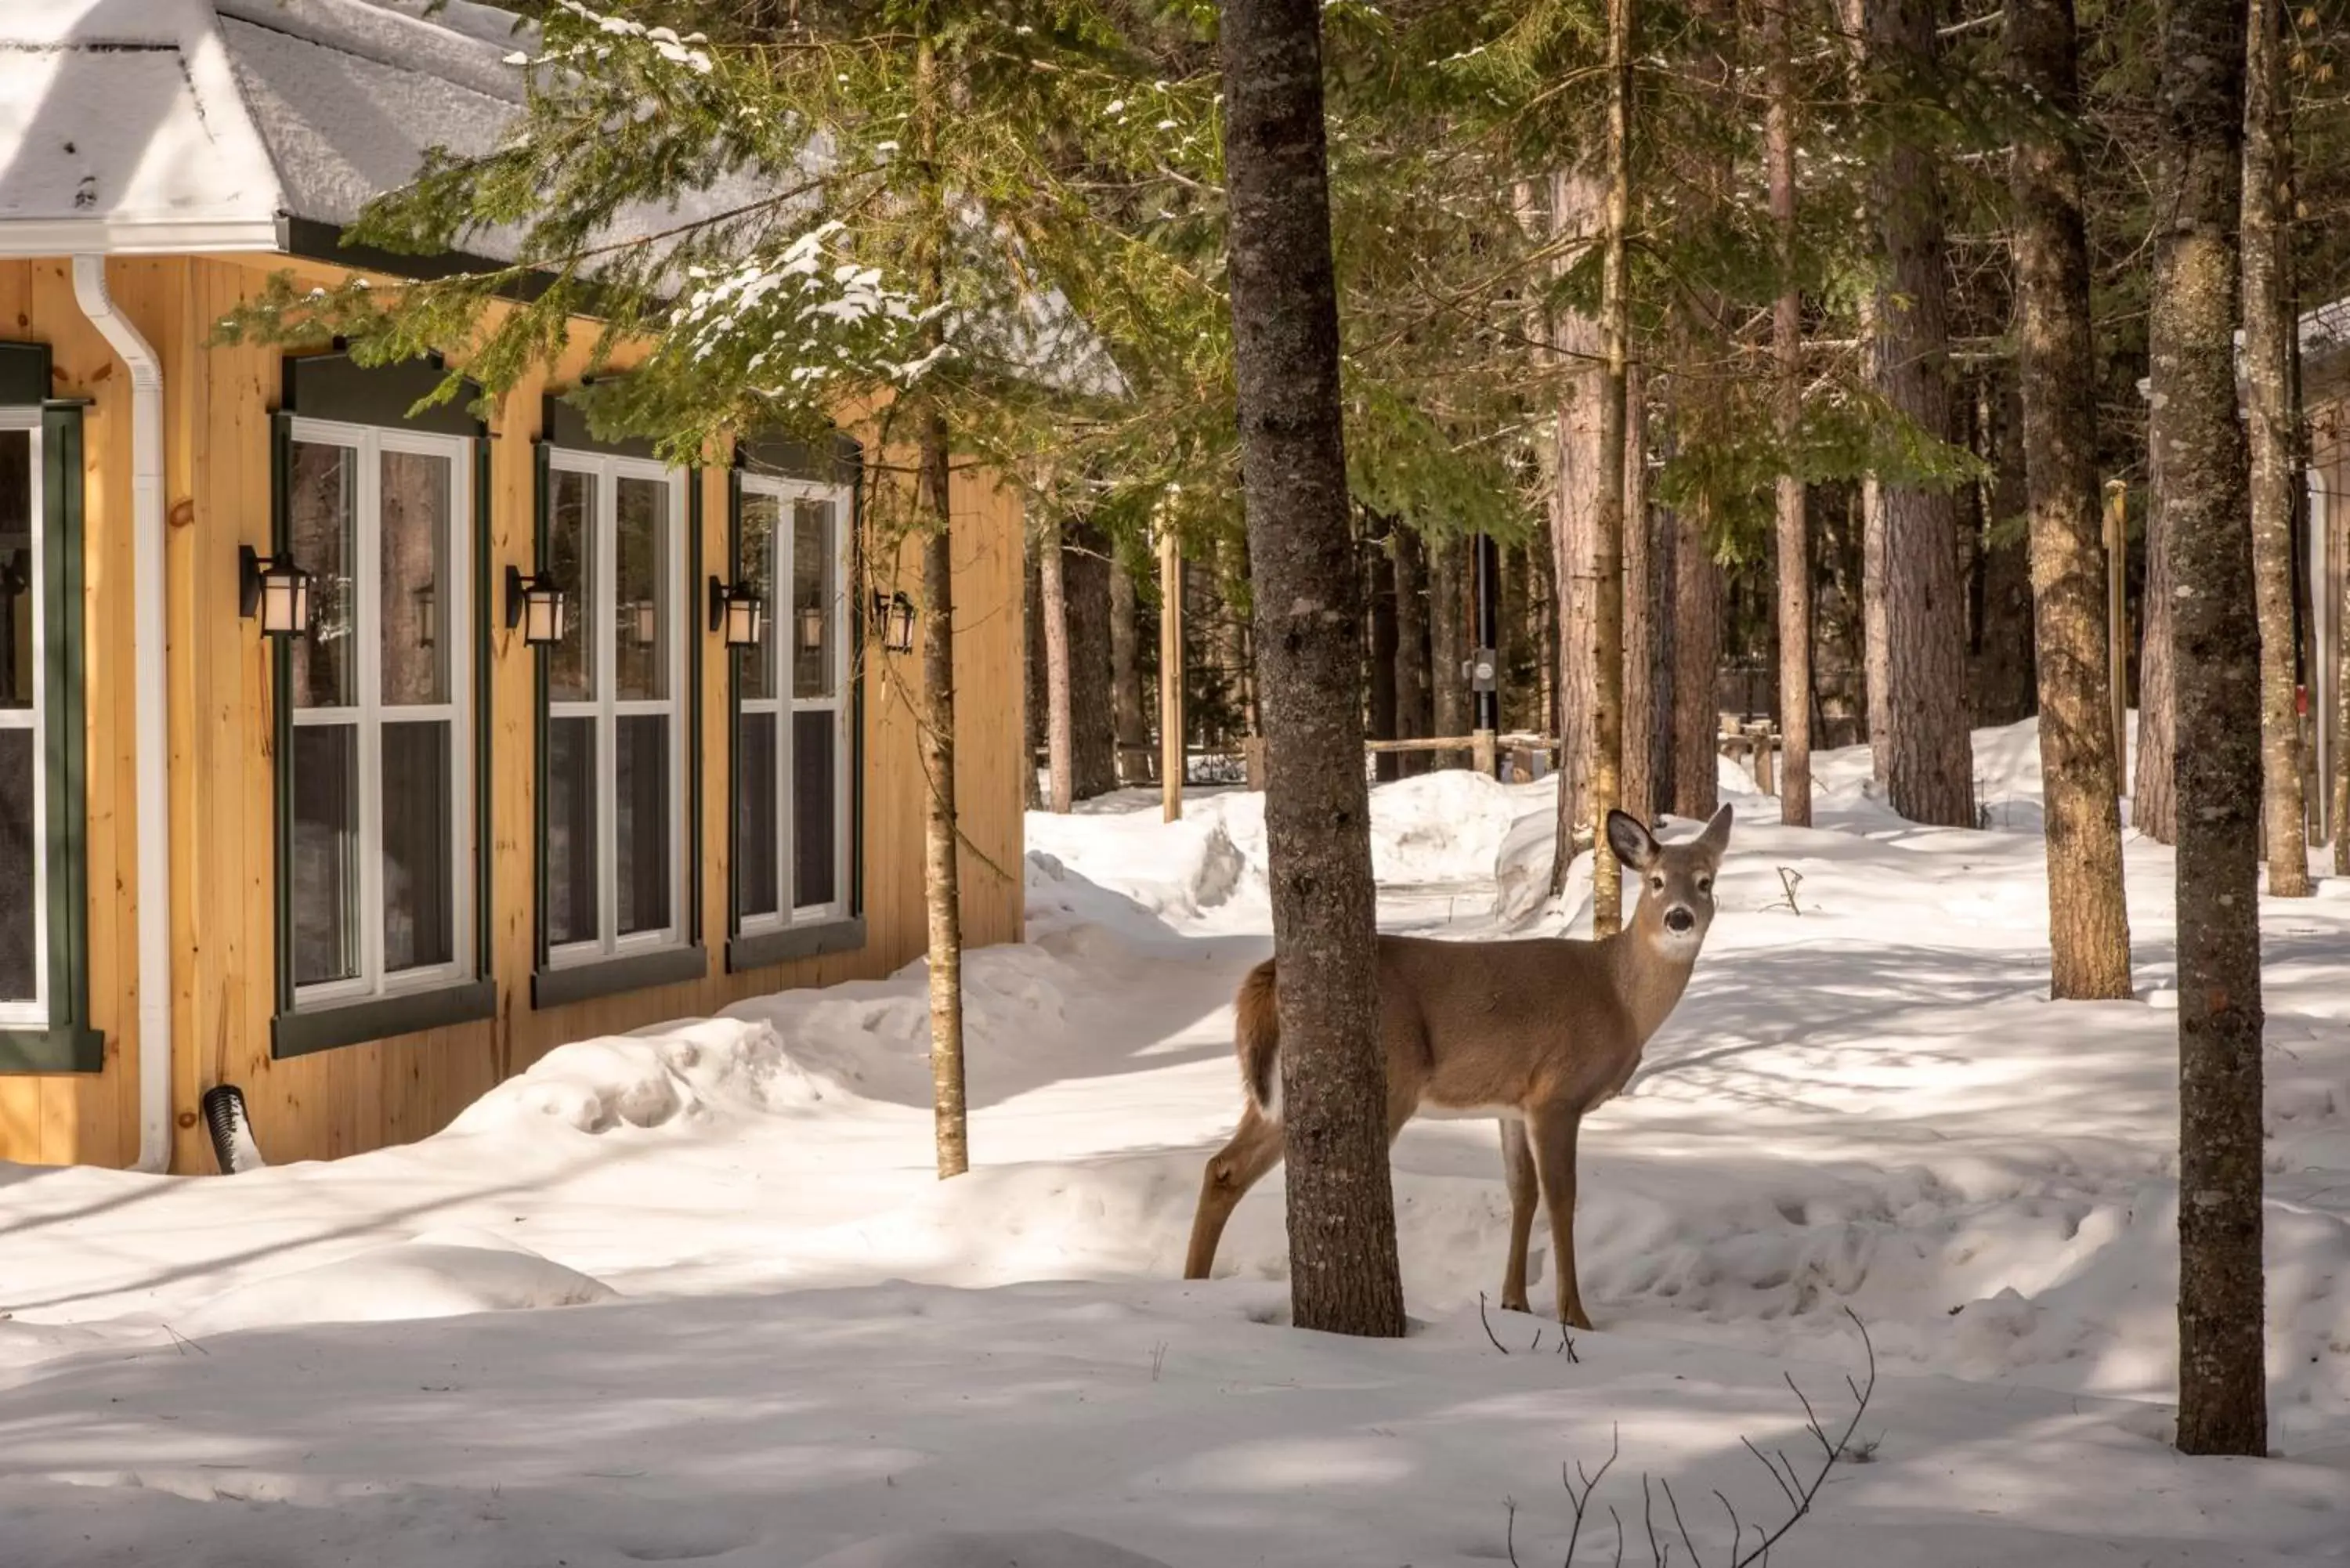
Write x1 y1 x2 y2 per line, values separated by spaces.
1182 804 1734 1329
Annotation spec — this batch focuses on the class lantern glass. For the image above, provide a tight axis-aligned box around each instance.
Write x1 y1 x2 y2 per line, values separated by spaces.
523 583 566 647
797 603 826 652
722 589 763 649
260 562 309 638
633 598 660 648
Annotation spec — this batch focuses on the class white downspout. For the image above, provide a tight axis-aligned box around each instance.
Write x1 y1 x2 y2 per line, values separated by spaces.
70 256 172 1175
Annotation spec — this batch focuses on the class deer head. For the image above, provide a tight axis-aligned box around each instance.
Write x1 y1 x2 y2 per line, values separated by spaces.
1607 804 1734 952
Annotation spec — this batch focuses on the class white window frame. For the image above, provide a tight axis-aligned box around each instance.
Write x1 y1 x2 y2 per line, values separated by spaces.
738 472 854 934
287 417 475 1011
544 450 691 968
0 413 45 1028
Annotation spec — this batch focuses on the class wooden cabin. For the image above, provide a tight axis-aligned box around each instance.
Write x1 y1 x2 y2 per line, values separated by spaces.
0 0 1027 1171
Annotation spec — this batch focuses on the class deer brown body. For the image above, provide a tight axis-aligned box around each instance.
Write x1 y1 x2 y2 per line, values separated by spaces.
1182 806 1733 1328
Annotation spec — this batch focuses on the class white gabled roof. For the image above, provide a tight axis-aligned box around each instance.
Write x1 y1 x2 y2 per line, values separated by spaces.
0 0 284 251
0 0 541 258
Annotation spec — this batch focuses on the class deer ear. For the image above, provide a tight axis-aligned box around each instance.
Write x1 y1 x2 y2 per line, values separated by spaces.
1696 803 1734 858
1606 809 1659 872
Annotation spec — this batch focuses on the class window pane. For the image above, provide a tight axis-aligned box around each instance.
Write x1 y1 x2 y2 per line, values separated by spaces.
380 450 453 708
1 429 29 712
736 711 778 921
548 468 595 703
289 443 356 710
0 728 33 1002
382 720 455 974
792 498 837 699
738 491 780 702
614 477 669 703
793 709 837 910
291 723 360 986
616 714 671 937
545 716 598 948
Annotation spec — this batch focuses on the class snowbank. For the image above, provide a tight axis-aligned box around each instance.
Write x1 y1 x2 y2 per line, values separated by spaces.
181 1229 617 1334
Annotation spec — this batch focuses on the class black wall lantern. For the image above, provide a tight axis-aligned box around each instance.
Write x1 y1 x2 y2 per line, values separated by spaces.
504 564 568 646
708 575 765 648
239 545 313 638
870 590 917 655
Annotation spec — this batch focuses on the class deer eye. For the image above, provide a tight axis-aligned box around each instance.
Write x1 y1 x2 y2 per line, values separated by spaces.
1649 875 1665 891
1697 876 1713 894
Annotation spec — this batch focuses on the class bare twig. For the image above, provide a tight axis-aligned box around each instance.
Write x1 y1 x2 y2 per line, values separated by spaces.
1480 1292 1513 1354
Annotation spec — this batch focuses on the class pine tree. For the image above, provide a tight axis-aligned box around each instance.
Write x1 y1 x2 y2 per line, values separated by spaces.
2007 0 2134 998
1222 0 1406 1339
1768 0 1812 829
2151 0 2269 1456
2243 0 2312 896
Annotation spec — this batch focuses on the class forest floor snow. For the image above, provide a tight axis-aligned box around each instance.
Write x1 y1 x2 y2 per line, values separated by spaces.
3 721 2349 1566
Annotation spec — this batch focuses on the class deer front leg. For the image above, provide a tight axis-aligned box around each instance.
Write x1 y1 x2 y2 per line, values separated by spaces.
1526 1107 1593 1331
1184 1101 1285 1280
1499 1117 1538 1313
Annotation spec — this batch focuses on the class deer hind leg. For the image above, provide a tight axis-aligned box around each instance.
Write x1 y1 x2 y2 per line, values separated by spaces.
1527 1107 1593 1331
1499 1117 1538 1313
1184 1101 1285 1281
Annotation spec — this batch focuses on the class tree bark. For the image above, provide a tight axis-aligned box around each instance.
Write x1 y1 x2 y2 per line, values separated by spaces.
1589 0 1632 934
1501 537 1535 735
2008 0 2134 999
913 30 967 1182
1039 508 1075 813
2243 0 2310 895
1023 540 1044 810
1366 515 1400 782
2137 418 2180 842
1669 503 1723 819
1862 469 1889 777
2153 0 2267 1455
1394 528 1433 778
1220 0 1406 1339
1972 376 2040 727
1549 170 1604 893
1623 368 1661 821
1431 533 1472 749
1111 549 1150 783
1865 0 1976 826
1768 0 1811 827
1065 518 1119 799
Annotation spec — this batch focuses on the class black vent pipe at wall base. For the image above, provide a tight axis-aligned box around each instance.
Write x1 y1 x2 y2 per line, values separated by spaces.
200 1084 269 1175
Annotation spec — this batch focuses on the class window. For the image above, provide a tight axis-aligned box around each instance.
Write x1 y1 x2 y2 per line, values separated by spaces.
537 449 695 995
0 363 99 1073
731 468 860 968
0 417 46 1031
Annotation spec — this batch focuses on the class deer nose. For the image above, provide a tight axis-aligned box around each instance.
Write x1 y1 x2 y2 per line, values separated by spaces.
1664 906 1695 934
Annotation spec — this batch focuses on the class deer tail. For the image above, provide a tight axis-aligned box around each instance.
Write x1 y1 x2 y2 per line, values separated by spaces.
1235 959 1282 1111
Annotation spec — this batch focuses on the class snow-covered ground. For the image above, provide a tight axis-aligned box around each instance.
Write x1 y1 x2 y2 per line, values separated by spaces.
4 721 2349 1566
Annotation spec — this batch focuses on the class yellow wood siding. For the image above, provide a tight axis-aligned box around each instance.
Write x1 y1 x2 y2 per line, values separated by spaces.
0 254 1026 1170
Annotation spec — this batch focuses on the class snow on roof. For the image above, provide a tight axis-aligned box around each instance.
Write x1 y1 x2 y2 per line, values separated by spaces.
0 0 284 251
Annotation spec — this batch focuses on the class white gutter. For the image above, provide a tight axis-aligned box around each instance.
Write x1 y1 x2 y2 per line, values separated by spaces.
69 256 173 1176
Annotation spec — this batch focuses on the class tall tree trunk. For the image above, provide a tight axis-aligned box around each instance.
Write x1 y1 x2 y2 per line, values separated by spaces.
1501 537 1535 735
1366 515 1400 782
1974 375 2040 726
1623 367 1660 820
913 31 967 1182
1549 171 1604 893
1431 533 1472 749
2138 435 2181 841
1039 508 1075 814
1865 0 1975 826
1394 528 1433 777
2008 0 2134 999
2243 0 2310 894
1863 469 1890 776
2153 0 2266 1455
1111 550 1149 783
1769 0 1812 826
1668 503 1723 819
1220 0 1405 1339
1023 541 1044 809
1589 0 1632 934
1067 518 1119 799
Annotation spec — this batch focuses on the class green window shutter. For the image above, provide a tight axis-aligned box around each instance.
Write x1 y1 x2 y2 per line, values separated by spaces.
0 402 103 1071
475 435 494 984
531 437 551 971
269 410 296 1020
